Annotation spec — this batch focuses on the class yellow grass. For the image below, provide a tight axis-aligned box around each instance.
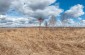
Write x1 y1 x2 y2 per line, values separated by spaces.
0 28 85 55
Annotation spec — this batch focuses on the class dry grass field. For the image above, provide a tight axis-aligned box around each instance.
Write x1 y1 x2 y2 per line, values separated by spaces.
0 28 85 55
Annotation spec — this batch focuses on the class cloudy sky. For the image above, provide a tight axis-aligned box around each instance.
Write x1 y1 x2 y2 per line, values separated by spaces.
0 0 85 27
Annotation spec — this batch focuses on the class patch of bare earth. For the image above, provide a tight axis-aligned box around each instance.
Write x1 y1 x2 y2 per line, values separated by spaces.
0 28 85 55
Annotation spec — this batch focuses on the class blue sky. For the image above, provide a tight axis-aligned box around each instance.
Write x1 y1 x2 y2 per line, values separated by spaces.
0 0 85 27
57 0 85 11
57 0 85 19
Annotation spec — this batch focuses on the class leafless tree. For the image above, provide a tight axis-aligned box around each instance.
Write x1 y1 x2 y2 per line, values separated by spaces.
61 13 74 27
49 15 56 27
44 21 48 27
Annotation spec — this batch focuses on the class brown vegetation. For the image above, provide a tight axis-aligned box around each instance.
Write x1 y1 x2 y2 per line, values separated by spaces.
0 28 85 55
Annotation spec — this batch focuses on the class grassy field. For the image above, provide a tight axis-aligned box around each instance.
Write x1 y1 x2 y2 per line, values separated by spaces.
0 28 85 55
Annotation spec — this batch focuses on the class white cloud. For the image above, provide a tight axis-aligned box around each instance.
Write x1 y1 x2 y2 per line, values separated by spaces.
61 4 84 25
78 17 82 20
11 0 63 19
81 20 85 24
0 15 40 27
65 4 84 18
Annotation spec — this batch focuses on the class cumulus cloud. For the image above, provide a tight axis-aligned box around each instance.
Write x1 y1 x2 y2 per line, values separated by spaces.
0 15 12 23
11 0 63 19
61 4 84 24
0 15 40 27
0 0 12 14
65 4 84 18
81 20 85 24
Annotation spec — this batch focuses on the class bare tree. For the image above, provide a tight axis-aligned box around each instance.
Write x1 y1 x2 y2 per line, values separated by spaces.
61 13 69 24
44 21 48 27
61 13 74 27
49 15 56 27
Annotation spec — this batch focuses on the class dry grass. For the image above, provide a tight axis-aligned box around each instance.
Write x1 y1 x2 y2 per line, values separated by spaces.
0 28 85 55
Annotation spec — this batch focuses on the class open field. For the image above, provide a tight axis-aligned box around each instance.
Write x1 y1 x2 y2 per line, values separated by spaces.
0 28 85 55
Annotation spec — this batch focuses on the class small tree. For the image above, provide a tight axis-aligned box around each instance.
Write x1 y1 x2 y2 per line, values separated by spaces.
37 17 44 27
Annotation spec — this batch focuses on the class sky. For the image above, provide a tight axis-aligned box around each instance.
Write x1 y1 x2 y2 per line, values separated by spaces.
0 0 85 27
57 0 85 11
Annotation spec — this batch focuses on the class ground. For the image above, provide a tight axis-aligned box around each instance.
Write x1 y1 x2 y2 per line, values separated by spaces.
0 28 85 55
